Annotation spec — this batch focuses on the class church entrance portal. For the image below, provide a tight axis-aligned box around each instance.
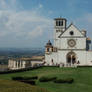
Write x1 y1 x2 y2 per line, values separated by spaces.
66 52 76 67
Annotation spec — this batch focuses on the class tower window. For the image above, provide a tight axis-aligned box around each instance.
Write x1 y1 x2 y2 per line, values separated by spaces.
56 20 63 26
56 21 58 26
56 30 59 32
59 21 63 26
59 21 61 26
60 21 63 26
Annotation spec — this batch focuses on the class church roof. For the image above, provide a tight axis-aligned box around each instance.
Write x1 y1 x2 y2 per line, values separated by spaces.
54 17 67 21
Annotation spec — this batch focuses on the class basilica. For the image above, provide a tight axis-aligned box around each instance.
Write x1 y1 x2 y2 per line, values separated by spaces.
45 17 92 67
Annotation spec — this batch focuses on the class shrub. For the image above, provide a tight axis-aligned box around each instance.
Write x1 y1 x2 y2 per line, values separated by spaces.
54 78 74 84
12 76 38 81
12 76 36 85
20 80 36 85
66 78 74 83
12 77 23 81
39 76 57 82
22 76 38 80
54 79 65 83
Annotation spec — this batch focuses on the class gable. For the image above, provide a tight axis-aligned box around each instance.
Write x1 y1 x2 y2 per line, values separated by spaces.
59 24 84 38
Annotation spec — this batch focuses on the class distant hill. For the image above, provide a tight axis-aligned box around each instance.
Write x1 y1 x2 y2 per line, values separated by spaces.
0 48 44 65
0 48 44 56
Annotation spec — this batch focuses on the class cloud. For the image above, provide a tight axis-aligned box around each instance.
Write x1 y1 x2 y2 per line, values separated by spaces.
39 4 43 8
0 0 53 47
0 0 18 10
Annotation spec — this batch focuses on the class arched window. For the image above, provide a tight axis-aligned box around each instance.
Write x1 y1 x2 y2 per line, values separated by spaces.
56 21 58 26
51 59 54 65
47 48 49 52
59 21 61 26
60 21 63 26
51 59 53 62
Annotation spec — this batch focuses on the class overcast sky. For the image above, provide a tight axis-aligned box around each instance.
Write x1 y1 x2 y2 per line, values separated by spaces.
0 0 92 48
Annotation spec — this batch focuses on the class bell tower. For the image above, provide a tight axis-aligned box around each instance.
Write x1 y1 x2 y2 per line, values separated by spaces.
54 17 67 46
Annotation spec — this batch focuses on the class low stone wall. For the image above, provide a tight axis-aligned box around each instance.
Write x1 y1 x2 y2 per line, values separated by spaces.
0 66 41 74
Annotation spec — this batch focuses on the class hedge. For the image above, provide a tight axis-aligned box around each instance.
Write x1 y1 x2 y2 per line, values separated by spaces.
54 78 74 84
12 76 38 81
39 76 57 82
12 77 23 81
12 76 37 85
20 80 36 85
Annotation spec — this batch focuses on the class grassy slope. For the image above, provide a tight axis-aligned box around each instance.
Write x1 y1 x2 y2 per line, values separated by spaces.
0 79 49 92
0 67 92 92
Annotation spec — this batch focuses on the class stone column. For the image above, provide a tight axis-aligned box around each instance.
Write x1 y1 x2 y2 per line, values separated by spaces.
71 55 72 67
17 61 18 69
13 61 16 68
21 61 23 68
20 61 21 68
22 61 24 68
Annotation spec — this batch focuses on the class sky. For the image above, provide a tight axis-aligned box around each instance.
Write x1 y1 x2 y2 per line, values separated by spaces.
0 0 92 48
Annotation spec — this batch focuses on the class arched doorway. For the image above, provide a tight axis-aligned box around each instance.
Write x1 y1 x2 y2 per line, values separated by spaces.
66 52 76 66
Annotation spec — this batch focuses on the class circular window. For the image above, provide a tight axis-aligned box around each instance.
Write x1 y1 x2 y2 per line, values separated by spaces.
70 31 74 35
68 39 76 47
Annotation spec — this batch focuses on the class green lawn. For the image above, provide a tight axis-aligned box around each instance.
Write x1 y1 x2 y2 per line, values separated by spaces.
0 67 92 92
0 79 49 92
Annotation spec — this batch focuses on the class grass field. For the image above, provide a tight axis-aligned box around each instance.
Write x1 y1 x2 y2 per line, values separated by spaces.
0 67 92 92
0 79 49 92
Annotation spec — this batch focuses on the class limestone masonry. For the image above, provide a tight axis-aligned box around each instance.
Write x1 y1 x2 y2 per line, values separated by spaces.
45 17 92 67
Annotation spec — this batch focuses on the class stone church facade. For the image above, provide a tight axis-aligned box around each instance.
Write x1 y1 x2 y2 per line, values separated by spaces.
45 17 92 67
